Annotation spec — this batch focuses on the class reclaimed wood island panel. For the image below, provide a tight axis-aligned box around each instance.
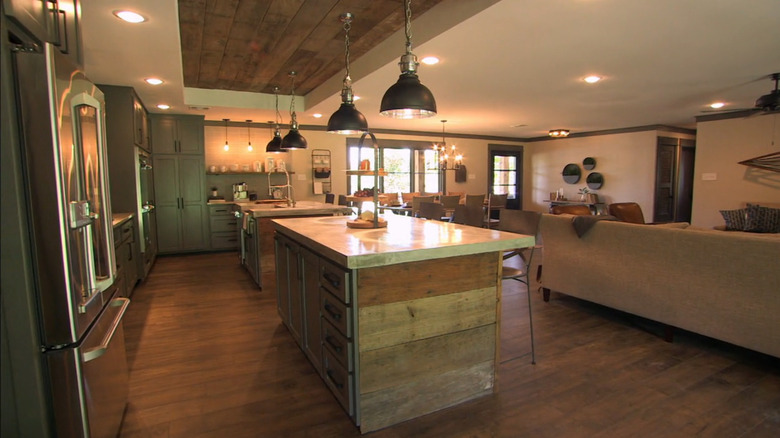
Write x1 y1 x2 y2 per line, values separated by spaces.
272 214 534 433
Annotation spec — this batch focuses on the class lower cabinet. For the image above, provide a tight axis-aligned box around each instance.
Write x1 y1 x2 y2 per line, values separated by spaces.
208 204 239 250
113 217 139 298
274 233 356 417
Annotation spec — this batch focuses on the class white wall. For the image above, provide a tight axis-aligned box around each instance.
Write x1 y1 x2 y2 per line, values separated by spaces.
523 131 660 216
691 113 780 228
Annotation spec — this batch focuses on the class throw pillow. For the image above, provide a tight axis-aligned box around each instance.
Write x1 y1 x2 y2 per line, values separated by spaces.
745 204 780 233
719 208 748 231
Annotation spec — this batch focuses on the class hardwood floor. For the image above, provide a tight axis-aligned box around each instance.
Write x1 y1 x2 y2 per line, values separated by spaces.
119 251 780 437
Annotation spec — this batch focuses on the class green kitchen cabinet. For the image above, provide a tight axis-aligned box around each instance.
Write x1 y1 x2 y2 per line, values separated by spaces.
153 154 208 253
149 114 204 154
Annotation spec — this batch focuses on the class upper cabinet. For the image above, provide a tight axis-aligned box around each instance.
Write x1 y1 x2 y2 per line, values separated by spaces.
133 97 149 152
3 0 82 67
150 114 204 155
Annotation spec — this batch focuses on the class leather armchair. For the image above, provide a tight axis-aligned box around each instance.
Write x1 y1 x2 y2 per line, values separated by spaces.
551 205 592 215
608 202 645 224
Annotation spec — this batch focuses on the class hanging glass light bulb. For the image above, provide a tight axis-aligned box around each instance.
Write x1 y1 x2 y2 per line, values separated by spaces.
266 87 284 153
223 118 230 151
246 120 253 152
281 71 308 150
380 0 437 119
327 12 368 134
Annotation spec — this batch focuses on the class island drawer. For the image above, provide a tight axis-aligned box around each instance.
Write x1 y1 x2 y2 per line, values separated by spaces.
210 232 238 249
320 259 350 304
322 317 353 372
321 289 352 338
322 348 354 416
210 215 238 233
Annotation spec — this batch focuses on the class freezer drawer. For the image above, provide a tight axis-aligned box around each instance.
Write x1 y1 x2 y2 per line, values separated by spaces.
46 293 131 438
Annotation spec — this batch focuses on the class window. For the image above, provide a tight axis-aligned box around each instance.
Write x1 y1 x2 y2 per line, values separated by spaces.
346 138 439 196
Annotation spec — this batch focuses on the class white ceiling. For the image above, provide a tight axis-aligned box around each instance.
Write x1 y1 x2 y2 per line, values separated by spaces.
81 0 780 139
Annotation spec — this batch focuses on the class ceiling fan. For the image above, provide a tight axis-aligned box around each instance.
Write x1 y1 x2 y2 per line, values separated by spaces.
701 72 780 114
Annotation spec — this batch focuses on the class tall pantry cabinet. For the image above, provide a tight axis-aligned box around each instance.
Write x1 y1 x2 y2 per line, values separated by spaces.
151 114 208 253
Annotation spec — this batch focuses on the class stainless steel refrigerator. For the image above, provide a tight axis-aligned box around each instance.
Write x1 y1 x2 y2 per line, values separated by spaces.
9 42 130 437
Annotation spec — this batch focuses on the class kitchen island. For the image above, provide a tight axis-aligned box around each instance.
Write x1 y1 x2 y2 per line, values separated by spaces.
272 214 534 433
232 201 352 288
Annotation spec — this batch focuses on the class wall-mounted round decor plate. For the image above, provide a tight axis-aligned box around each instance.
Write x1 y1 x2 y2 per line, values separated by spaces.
562 163 581 184
583 157 596 170
586 172 604 189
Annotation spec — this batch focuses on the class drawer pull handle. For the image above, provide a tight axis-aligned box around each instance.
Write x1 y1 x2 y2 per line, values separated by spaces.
325 335 343 353
323 272 340 288
326 369 344 389
323 302 341 321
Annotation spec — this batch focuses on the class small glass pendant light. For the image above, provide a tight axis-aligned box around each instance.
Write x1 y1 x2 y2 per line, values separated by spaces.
246 120 253 152
379 0 437 119
223 119 230 151
327 12 368 134
281 71 308 150
266 87 284 153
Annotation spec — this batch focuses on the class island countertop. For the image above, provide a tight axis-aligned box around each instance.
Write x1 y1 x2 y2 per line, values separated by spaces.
272 213 534 269
210 200 352 218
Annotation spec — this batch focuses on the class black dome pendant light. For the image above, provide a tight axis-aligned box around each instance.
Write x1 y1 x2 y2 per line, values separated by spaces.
327 12 368 134
266 86 284 153
281 71 308 150
380 0 437 119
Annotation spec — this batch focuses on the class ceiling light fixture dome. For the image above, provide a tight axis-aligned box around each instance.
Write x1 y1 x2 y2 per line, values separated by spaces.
548 129 570 138
266 87 284 153
380 0 437 119
327 13 368 134
281 72 307 150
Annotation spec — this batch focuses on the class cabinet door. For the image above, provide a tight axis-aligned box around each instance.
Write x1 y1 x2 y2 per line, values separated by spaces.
152 156 182 252
176 116 204 154
150 116 178 154
287 240 304 343
50 0 81 66
301 247 322 373
275 236 291 325
133 97 148 150
178 156 207 250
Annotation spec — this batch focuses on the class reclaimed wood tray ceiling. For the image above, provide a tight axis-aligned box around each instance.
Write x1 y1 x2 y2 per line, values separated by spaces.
178 0 447 96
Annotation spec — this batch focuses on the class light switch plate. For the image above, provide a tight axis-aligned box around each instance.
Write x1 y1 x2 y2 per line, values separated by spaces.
701 173 717 181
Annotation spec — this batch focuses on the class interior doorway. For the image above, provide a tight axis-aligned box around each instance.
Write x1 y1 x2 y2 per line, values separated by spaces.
653 137 695 223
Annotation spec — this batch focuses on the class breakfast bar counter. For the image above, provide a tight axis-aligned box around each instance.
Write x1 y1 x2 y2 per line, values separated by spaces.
272 214 533 433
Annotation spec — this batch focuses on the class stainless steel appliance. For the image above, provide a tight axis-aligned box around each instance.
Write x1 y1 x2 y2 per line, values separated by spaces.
137 148 157 276
11 42 130 437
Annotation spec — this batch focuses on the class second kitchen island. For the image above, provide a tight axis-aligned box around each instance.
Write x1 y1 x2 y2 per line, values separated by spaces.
272 214 534 433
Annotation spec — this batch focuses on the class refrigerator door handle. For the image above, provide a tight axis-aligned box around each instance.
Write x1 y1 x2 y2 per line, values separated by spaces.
82 298 130 362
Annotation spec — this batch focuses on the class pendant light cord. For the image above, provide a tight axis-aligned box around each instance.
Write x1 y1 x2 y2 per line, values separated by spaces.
273 86 281 130
289 73 298 126
404 0 413 54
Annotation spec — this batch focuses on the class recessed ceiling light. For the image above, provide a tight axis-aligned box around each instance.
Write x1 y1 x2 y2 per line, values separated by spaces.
583 75 602 84
548 129 570 137
312 113 322 118
113 10 146 23
145 78 163 85
421 56 439 65
710 102 725 109
156 104 170 110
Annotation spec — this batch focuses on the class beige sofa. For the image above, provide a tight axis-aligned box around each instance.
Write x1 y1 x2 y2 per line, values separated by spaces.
539 214 780 358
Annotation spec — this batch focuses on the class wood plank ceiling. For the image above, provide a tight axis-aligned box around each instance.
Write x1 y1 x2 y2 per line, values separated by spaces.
178 0 448 96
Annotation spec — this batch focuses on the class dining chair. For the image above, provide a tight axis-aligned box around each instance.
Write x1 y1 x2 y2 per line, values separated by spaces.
498 209 541 364
485 193 508 228
608 202 646 224
401 192 420 205
324 193 335 204
550 204 591 215
452 205 485 227
465 194 485 210
337 194 348 206
418 202 445 220
411 196 435 217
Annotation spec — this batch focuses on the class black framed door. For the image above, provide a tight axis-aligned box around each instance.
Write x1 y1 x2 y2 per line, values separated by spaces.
488 145 523 210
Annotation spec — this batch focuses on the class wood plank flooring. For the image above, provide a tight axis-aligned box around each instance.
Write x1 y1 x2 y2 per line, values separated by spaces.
119 251 780 437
